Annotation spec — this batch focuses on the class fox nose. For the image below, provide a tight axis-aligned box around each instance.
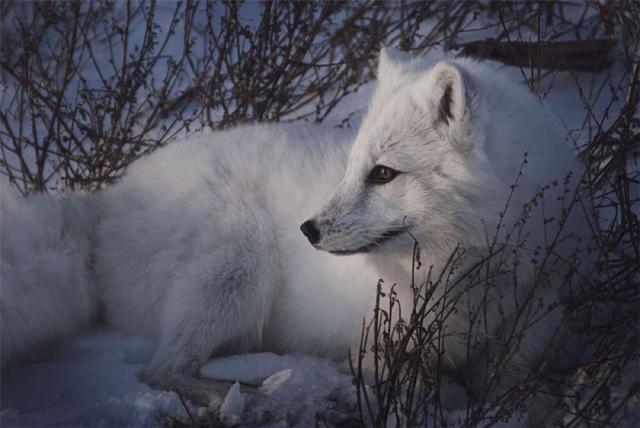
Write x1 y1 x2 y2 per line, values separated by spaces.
300 220 320 245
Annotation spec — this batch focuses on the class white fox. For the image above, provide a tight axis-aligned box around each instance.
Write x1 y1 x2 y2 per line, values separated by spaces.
1 124 378 402
1 49 589 419
304 50 591 423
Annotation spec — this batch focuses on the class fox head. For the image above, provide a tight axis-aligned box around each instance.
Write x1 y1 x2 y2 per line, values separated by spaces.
302 49 569 261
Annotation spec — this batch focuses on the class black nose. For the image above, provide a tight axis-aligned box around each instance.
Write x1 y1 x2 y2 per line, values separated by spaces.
300 220 320 245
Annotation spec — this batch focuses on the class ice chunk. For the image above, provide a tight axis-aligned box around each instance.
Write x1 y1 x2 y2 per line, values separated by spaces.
219 382 245 425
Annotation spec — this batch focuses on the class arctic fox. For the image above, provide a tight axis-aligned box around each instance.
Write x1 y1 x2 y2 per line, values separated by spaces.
303 50 590 422
1 49 588 418
1 124 378 401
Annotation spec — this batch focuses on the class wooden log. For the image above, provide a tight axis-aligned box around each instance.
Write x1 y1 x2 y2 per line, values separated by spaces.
455 38 615 72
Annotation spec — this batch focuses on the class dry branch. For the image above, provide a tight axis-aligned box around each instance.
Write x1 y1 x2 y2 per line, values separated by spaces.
456 38 616 72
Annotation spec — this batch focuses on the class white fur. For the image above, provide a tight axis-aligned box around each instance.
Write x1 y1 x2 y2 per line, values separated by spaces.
0 123 378 388
313 49 583 259
308 50 591 416
1 50 590 417
95 123 379 384
1 182 95 365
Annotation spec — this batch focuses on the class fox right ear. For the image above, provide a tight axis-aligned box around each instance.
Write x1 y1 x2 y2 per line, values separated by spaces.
429 62 467 127
377 47 409 85
424 61 478 151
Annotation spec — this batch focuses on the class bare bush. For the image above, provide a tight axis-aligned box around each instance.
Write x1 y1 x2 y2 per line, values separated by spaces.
351 161 638 425
3 1 630 193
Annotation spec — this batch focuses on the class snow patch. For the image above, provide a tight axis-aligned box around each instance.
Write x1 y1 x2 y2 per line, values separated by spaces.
219 382 245 425
203 352 357 426
260 369 293 395
0 330 196 428
200 352 296 385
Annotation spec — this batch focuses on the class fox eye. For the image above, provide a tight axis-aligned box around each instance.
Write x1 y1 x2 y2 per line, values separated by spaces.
368 165 399 184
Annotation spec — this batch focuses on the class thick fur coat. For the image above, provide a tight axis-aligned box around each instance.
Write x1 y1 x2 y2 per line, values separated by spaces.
1 50 589 422
1 125 378 397
307 50 590 423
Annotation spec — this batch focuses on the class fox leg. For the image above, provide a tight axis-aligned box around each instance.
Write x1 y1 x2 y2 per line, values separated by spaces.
139 249 277 406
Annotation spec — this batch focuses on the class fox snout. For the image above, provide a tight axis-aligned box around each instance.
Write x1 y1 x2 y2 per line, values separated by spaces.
300 219 320 245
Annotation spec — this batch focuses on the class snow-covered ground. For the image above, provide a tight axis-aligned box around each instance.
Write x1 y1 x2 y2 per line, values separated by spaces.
1 329 359 427
2 330 182 427
0 329 539 427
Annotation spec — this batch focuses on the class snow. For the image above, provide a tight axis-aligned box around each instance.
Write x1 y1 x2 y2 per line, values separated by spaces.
0 330 195 427
219 382 245 425
202 352 358 426
1 330 358 427
259 369 293 395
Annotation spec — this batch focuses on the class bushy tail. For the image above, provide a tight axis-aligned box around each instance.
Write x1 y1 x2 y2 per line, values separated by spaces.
1 180 97 366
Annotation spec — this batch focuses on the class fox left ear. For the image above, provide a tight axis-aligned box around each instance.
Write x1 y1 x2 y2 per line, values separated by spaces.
377 47 410 86
425 61 478 151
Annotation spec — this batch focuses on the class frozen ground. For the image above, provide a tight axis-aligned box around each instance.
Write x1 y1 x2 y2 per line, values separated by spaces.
2 329 542 428
1 329 360 427
1 330 185 427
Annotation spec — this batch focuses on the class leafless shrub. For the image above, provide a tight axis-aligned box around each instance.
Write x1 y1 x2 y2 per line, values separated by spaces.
352 170 637 425
1 1 203 192
4 1 628 193
0 0 441 192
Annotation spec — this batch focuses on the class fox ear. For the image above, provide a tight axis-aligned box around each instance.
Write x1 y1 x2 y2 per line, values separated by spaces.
377 47 409 84
429 61 467 127
426 61 477 151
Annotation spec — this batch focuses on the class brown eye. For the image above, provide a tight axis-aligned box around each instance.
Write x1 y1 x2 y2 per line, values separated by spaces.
368 165 399 184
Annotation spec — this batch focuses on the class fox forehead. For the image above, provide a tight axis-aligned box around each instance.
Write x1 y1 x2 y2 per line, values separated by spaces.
347 85 444 174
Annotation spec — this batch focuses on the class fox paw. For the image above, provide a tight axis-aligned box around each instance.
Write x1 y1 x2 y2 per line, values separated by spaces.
139 367 231 409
